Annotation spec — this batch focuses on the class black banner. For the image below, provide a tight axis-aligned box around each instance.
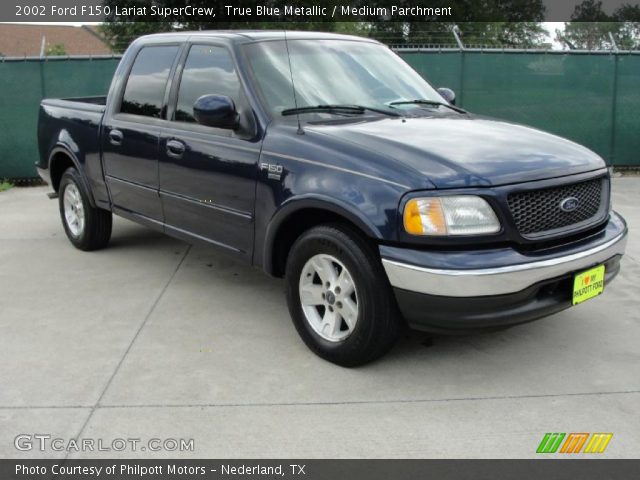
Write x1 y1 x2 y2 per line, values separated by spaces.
4 0 640 23
1 459 640 480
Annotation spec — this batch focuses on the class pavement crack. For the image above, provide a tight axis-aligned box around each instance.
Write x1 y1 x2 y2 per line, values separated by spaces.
3 390 639 411
0 405 91 410
63 245 191 460
626 253 640 264
95 389 640 410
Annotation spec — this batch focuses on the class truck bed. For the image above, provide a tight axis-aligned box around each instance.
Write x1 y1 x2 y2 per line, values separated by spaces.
37 96 109 207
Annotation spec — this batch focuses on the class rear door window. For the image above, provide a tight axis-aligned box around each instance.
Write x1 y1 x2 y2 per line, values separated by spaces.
120 46 179 118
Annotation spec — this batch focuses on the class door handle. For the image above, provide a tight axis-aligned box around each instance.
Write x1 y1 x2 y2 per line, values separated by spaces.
166 139 186 159
109 129 123 146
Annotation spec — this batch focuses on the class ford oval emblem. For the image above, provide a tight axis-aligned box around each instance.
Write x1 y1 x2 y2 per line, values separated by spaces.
560 197 580 212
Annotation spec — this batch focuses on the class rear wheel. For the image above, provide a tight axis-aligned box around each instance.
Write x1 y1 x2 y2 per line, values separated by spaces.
59 167 112 251
285 224 399 367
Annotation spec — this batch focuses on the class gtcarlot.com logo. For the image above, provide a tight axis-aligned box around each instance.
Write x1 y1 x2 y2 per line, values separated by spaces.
536 432 613 454
15 434 194 453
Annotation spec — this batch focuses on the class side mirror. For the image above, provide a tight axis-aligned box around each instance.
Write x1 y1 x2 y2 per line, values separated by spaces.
437 87 456 105
193 94 239 129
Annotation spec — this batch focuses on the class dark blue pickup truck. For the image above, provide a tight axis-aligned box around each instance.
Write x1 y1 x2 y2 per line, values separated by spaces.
37 31 628 366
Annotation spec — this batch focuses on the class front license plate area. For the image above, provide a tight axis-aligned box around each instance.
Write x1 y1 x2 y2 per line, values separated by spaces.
572 265 605 305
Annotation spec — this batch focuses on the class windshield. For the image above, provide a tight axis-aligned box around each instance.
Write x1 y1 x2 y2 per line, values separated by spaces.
243 39 444 117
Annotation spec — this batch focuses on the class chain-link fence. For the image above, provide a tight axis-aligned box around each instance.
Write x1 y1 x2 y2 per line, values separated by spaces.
0 47 639 179
3 23 639 59
98 23 640 53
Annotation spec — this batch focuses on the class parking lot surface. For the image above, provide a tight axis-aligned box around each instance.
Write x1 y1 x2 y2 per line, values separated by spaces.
1 179 639 459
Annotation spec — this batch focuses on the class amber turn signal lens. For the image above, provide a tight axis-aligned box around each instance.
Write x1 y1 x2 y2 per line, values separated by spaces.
403 198 448 235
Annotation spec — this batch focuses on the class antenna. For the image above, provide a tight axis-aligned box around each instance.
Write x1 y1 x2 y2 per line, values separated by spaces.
284 30 304 135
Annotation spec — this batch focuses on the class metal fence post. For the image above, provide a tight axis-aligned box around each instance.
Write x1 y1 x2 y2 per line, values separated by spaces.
38 59 46 100
607 32 620 165
452 26 466 107
609 52 619 165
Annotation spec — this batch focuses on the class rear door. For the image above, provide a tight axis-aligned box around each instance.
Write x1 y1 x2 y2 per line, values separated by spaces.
158 43 260 261
101 44 180 225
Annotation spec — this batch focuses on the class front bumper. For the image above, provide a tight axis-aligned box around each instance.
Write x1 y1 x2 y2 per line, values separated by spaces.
381 212 628 332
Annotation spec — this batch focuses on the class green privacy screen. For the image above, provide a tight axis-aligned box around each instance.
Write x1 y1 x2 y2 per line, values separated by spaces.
0 52 638 178
401 50 639 167
0 58 119 179
0 61 44 179
614 55 640 166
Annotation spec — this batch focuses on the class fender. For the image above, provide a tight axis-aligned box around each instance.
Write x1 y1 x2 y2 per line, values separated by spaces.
48 145 97 208
261 194 383 275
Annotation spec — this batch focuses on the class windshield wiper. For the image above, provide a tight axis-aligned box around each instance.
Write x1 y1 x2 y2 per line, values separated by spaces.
282 104 401 117
388 99 467 114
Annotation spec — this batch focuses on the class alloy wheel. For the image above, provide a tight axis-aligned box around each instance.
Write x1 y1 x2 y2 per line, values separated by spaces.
298 254 359 342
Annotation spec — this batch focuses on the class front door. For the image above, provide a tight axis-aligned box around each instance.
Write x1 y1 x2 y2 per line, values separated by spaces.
159 44 260 261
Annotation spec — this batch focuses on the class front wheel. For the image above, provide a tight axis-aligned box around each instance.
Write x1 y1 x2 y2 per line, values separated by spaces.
285 224 400 367
59 167 112 251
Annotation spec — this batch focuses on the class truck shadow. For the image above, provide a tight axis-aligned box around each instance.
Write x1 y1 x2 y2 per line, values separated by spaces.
107 221 550 366
108 221 182 250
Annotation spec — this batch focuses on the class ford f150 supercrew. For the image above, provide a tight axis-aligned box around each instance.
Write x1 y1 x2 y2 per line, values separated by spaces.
37 31 628 366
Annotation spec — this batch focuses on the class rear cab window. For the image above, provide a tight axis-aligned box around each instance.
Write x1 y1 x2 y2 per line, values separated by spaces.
120 45 180 118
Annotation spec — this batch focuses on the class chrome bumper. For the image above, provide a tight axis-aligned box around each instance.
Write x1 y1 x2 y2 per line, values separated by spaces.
382 213 628 298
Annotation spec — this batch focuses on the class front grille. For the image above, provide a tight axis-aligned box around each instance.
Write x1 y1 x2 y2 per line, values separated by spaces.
507 178 605 237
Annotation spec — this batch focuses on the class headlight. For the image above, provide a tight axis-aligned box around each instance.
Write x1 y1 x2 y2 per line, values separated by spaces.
403 196 500 236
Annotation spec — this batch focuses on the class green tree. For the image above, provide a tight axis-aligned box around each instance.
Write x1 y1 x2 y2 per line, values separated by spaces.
99 22 172 53
101 0 550 50
100 0 346 52
454 22 548 47
555 0 636 50
613 4 640 49
366 22 548 48
366 1 548 47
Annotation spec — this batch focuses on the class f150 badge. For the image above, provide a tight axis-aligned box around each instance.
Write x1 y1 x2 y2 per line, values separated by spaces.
260 163 283 180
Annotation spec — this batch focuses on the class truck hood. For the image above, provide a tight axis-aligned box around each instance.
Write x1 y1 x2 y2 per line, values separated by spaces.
309 115 605 188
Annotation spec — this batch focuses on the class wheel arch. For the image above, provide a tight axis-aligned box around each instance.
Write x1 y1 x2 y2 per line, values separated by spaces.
262 197 383 278
48 147 96 207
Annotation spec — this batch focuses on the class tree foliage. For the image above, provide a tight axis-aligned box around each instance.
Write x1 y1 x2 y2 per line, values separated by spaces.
556 0 640 50
100 0 550 51
350 1 548 46
100 0 351 52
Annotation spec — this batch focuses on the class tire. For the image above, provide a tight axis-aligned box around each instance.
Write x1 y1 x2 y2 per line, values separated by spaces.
58 167 112 251
285 224 400 367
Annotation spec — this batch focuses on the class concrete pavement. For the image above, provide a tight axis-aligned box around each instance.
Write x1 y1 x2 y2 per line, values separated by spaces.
1 179 639 458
